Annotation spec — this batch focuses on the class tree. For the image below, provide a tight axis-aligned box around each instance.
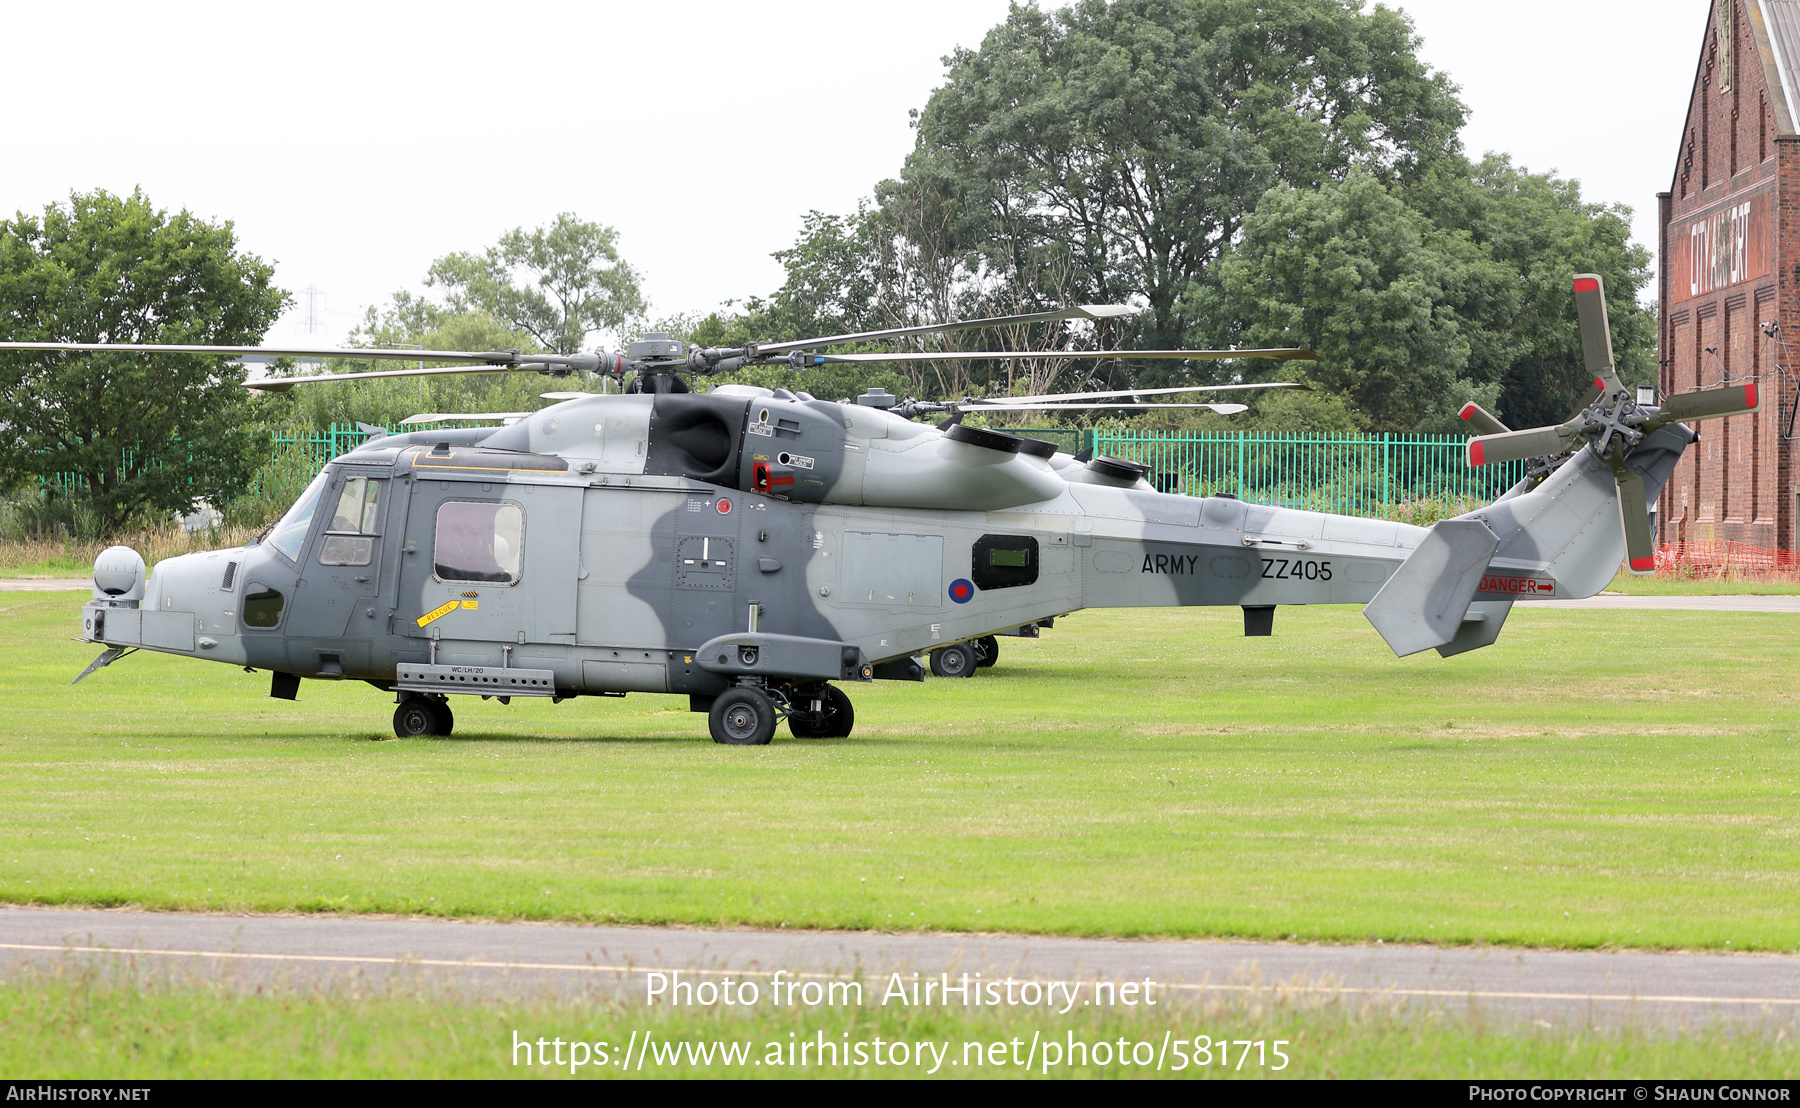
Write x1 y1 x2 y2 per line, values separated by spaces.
0 188 287 535
1212 157 1653 433
425 213 646 354
897 0 1467 353
255 294 552 431
1403 154 1653 429
1213 170 1496 431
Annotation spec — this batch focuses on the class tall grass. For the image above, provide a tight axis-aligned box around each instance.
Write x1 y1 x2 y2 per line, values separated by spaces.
0 439 324 575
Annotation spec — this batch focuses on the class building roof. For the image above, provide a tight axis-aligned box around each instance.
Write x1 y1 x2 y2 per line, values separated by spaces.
1752 0 1800 135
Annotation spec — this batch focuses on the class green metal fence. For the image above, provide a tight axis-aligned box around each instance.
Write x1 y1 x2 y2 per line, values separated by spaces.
1079 430 1527 514
44 425 1519 523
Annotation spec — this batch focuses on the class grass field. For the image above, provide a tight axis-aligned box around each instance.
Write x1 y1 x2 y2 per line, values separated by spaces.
1 590 1797 949
3 963 1793 1079
5 589 1800 1078
1603 571 1800 596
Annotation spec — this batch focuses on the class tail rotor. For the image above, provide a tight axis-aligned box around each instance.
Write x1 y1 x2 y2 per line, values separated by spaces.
1466 273 1759 575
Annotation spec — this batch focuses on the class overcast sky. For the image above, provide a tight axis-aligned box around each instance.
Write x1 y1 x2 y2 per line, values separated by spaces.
2 1 1708 346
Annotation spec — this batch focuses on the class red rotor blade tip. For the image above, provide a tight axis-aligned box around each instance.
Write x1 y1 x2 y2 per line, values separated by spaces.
1468 441 1486 466
1630 556 1655 572
1459 402 1478 421
1746 382 1758 408
1574 277 1600 292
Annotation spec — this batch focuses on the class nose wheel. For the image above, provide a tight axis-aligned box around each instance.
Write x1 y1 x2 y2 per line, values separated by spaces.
393 695 454 737
709 686 777 745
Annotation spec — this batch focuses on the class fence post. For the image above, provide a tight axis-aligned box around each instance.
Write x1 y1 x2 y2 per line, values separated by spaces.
1381 435 1392 506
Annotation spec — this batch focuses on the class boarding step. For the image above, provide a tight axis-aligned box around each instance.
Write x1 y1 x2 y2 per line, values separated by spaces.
394 662 557 697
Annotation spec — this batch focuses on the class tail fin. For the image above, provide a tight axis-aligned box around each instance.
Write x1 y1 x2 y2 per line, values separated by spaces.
1363 422 1692 658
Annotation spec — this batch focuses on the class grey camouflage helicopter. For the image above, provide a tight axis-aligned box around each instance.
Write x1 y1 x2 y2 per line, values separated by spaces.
5 280 1754 744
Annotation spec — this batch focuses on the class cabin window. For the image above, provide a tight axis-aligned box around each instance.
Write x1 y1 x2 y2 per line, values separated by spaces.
971 534 1039 590
267 472 328 563
318 476 383 567
433 501 524 584
242 585 285 628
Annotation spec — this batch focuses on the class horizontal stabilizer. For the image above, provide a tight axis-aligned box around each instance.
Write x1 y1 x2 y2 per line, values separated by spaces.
1434 600 1515 658
1363 519 1500 657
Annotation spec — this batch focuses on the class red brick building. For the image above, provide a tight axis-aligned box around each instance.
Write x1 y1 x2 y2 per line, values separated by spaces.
1657 0 1800 552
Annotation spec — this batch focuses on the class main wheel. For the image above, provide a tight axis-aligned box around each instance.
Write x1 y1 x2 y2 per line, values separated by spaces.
430 699 455 736
975 635 999 668
788 684 854 739
929 642 976 678
393 697 437 738
710 687 777 745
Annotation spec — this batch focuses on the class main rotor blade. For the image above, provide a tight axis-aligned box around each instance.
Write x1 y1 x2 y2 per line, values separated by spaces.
1466 424 1580 466
0 341 578 366
798 347 1319 365
398 412 532 425
245 363 545 393
1649 382 1761 427
755 304 1142 355
1458 401 1510 436
1604 448 1656 575
961 402 1250 414
1573 274 1626 396
970 381 1314 404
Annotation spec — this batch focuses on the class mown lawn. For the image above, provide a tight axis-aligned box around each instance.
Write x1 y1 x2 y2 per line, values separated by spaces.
1 592 1795 950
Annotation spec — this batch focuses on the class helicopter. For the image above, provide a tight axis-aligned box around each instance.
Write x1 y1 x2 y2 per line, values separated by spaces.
6 280 1756 744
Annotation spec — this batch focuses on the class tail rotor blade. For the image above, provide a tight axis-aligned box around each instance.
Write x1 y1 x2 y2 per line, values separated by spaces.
1466 425 1577 467
1606 451 1656 575
1652 382 1761 426
1574 273 1626 396
1458 401 1510 436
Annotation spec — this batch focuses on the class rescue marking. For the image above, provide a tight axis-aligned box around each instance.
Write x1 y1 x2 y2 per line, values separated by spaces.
417 600 460 627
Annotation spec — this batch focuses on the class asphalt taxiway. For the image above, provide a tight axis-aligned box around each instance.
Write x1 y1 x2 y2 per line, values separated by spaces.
0 907 1793 1028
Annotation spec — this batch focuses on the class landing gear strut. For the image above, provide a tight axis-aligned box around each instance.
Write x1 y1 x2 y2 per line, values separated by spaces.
393 694 454 737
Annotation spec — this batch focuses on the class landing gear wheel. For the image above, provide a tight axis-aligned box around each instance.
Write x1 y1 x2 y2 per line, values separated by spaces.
929 642 977 678
710 687 777 745
788 684 855 739
430 699 455 736
976 635 999 668
393 697 438 738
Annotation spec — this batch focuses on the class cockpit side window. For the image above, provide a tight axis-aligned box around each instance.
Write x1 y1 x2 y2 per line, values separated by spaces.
433 501 523 584
319 476 384 567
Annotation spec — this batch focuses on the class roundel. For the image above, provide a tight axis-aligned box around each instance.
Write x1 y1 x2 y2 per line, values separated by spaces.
716 497 733 514
948 578 975 604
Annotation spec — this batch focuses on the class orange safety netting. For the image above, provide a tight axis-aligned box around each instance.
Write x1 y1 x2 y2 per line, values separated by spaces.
1653 541 1800 580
